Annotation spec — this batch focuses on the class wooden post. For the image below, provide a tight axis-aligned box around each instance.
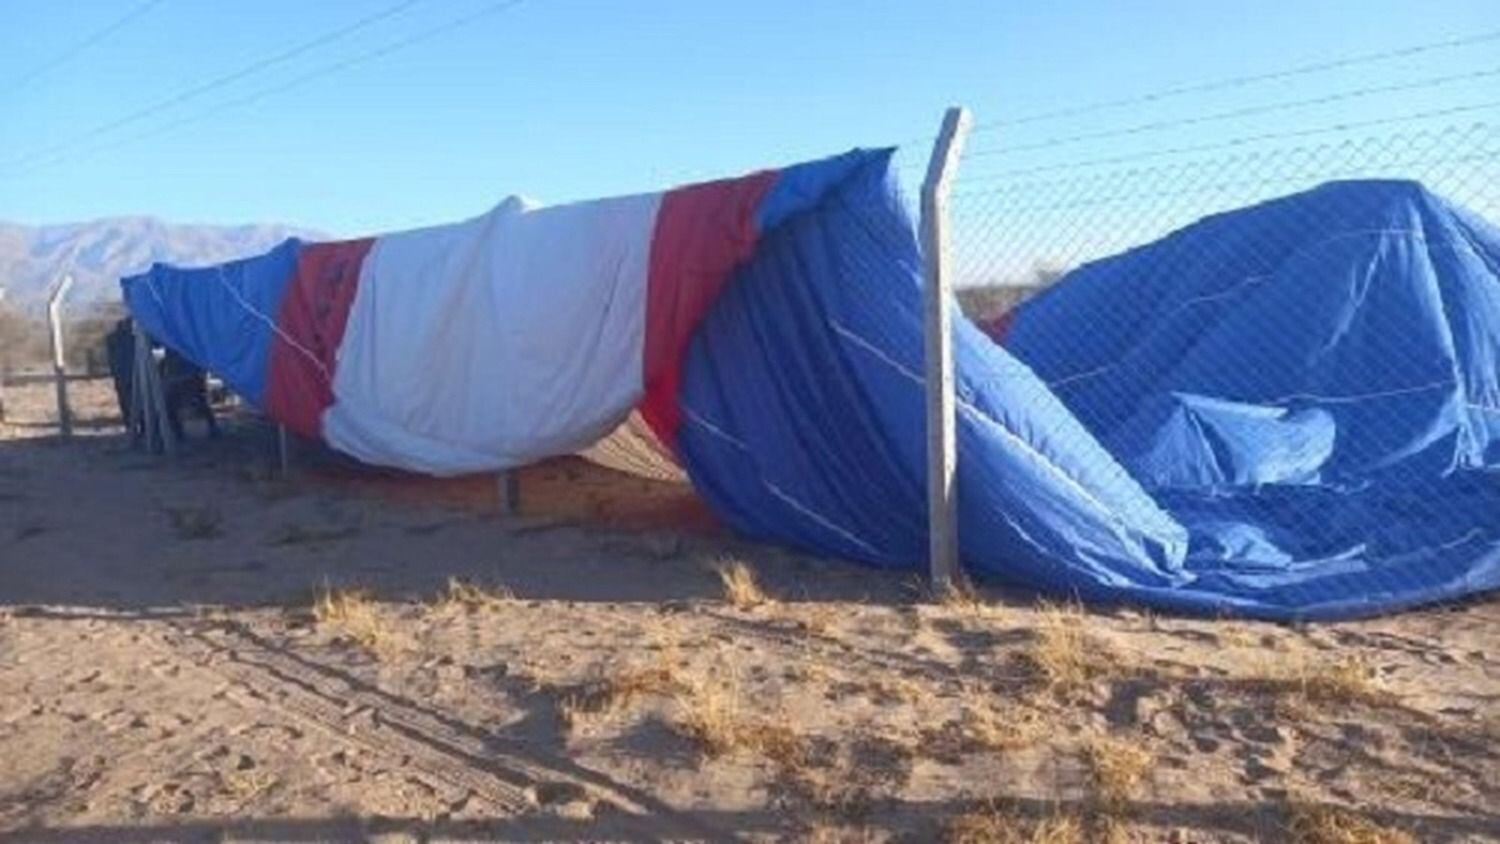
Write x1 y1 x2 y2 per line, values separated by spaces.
131 322 175 455
0 286 8 423
920 107 972 594
47 275 75 437
497 469 520 516
150 344 175 455
130 321 150 447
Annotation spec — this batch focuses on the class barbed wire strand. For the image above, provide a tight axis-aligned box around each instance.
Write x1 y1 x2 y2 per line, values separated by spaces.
2 0 426 171
7 0 169 92
952 102 1500 184
976 27 1500 131
4 0 533 179
967 66 1500 158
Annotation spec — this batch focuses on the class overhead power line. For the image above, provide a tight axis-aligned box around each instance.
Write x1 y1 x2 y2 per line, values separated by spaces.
956 104 1500 184
7 0 531 177
968 66 1500 158
976 27 1500 131
3 0 425 170
7 0 167 91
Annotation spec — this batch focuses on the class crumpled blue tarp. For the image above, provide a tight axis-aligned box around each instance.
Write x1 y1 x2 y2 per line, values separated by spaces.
676 163 1500 619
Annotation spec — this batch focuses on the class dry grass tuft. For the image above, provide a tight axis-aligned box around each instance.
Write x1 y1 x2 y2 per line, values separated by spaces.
959 689 1042 751
1220 623 1259 649
716 559 770 609
1300 654 1387 704
938 579 990 615
796 603 838 637
868 675 925 706
672 673 806 766
436 576 514 613
1083 733 1153 807
1024 602 1113 697
312 584 399 658
1256 652 1390 717
945 800 1084 844
783 763 873 820
271 523 359 546
804 820 878 844
220 768 277 802
1287 801 1416 844
165 504 223 540
559 662 681 730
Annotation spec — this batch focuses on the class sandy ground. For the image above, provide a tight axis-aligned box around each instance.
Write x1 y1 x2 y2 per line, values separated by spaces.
0 378 1497 843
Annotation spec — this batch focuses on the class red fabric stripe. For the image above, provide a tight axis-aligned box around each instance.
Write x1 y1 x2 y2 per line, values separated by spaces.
265 239 375 437
979 309 1017 345
640 170 778 445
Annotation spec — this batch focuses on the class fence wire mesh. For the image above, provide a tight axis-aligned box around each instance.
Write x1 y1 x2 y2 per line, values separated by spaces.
951 121 1499 307
930 83 1500 608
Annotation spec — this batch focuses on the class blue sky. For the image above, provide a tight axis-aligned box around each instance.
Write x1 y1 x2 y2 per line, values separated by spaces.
1 0 1494 237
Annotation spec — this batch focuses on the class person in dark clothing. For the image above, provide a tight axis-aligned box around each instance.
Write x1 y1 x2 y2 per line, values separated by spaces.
104 318 140 439
160 347 220 440
103 321 220 441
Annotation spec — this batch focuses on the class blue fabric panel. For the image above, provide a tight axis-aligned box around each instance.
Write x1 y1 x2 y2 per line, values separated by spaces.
119 239 301 407
678 163 1500 619
999 180 1500 617
677 149 1190 597
1110 394 1337 490
755 149 879 234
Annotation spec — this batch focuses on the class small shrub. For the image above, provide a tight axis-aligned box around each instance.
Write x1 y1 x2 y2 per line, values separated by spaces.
1301 654 1387 705
716 559 769 609
672 673 805 767
1024 602 1113 697
1084 732 1153 807
1287 801 1415 844
165 505 223 540
945 800 1084 844
436 577 514 613
960 698 1042 752
312 584 398 659
559 662 680 731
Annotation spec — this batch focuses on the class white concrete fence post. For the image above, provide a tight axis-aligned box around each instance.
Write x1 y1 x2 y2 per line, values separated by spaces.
920 106 973 594
47 275 75 437
0 286 8 423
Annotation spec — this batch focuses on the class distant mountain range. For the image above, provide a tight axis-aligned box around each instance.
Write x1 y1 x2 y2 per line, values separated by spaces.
0 216 326 317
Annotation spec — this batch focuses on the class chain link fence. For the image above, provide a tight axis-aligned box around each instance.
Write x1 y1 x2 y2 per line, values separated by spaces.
950 120 1499 320
919 62 1500 606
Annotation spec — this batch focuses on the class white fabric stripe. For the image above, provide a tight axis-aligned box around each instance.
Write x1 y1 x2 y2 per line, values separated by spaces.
323 193 661 475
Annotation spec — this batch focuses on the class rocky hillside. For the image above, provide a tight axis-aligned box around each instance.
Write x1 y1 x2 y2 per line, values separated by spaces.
0 216 325 316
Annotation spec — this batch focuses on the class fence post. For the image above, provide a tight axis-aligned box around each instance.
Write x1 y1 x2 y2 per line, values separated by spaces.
130 321 149 447
47 275 75 437
130 321 176 455
497 469 520 516
0 286 7 423
920 106 972 594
